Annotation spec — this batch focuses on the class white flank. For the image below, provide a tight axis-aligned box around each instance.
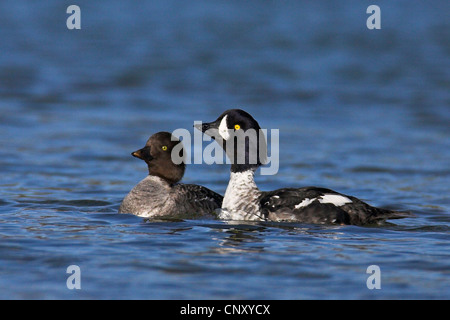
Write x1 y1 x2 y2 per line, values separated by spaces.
319 194 352 206
218 115 230 140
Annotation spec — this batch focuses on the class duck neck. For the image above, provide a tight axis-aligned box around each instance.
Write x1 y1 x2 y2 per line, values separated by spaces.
221 169 263 220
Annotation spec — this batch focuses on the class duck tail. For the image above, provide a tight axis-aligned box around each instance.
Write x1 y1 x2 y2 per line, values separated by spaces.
379 208 414 221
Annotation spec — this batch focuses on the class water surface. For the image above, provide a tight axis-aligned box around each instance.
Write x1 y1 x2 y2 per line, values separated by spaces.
0 0 449 299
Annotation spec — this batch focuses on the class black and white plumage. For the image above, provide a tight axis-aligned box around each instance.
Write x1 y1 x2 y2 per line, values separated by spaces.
118 132 222 219
195 109 411 225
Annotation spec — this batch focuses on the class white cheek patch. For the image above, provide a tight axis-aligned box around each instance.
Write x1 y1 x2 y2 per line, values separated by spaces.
218 115 230 140
319 194 352 206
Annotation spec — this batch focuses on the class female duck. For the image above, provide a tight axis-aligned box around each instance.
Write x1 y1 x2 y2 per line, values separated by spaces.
119 132 222 219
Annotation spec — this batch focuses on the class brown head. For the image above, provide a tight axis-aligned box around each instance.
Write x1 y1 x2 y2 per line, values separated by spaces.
131 132 186 185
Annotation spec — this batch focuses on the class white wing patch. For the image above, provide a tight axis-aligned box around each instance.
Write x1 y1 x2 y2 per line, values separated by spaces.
319 194 352 206
218 115 230 140
294 194 352 209
294 198 316 209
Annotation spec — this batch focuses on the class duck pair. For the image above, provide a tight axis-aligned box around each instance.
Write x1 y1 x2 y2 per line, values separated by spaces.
119 109 410 225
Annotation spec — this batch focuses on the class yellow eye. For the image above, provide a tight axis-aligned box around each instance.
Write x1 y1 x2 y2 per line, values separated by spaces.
234 124 241 130
162 146 168 151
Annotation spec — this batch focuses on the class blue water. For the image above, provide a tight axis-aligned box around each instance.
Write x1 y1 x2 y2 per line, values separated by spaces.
0 0 449 299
